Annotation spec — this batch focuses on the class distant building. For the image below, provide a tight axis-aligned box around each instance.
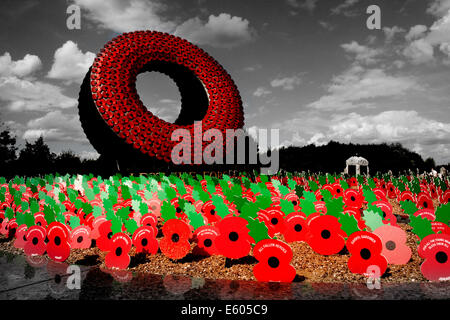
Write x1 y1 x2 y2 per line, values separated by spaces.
344 156 369 176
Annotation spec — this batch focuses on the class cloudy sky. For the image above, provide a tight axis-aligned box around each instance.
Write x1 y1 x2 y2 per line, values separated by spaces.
1 0 450 164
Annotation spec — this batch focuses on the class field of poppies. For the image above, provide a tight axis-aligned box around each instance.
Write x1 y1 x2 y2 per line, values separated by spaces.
0 172 449 283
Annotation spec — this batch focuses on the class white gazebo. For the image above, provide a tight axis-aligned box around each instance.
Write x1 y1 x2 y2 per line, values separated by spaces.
344 156 369 175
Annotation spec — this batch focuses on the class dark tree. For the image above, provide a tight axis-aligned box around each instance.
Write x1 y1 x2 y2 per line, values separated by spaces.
18 136 55 175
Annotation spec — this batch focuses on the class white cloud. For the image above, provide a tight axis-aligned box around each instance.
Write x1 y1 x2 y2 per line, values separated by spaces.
331 0 360 16
0 52 42 78
47 41 95 84
174 13 255 48
341 41 382 65
23 110 87 143
405 25 427 41
73 0 175 33
274 110 450 164
308 65 418 111
270 75 302 90
403 38 434 64
73 0 254 49
253 87 271 97
427 0 450 17
286 0 319 12
383 26 405 43
0 76 77 112
318 20 335 31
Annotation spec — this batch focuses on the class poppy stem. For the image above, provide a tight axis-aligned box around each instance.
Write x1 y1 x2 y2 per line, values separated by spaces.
225 257 232 268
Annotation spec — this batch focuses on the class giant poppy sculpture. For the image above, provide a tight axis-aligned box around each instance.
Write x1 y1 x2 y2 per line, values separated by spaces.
77 31 244 165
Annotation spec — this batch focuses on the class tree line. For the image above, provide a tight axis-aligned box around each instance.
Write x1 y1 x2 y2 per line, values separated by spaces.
0 127 447 178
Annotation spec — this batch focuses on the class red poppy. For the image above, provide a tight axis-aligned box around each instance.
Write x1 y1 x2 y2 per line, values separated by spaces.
132 226 158 254
314 201 327 214
373 225 411 265
140 213 158 235
0 218 9 236
416 193 434 211
257 207 286 238
91 216 107 239
429 184 439 199
344 189 363 208
96 220 113 252
160 219 191 260
253 239 296 282
431 222 450 235
216 216 253 259
398 191 415 203
70 225 92 249
347 231 387 276
105 232 132 269
201 200 221 224
306 214 346 255
284 192 301 211
24 225 47 256
34 212 47 228
14 224 28 249
47 222 71 262
347 177 358 187
331 183 344 198
6 218 18 238
373 188 387 201
283 212 308 243
440 190 450 204
386 182 397 199
414 208 435 221
418 234 450 281
193 225 220 256
372 200 397 226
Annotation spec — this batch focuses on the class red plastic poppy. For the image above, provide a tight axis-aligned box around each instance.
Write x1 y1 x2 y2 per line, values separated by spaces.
70 225 92 249
34 212 47 228
347 231 387 276
140 213 158 235
417 193 434 211
193 225 220 256
201 200 221 225
47 222 71 262
132 226 158 254
216 216 253 259
257 207 286 238
398 191 415 203
14 224 28 249
373 225 411 265
431 222 450 235
373 188 387 201
418 234 450 281
372 200 397 226
331 183 344 198
344 189 363 208
283 212 308 243
96 220 113 252
414 208 436 221
91 216 107 239
105 232 132 269
0 218 9 236
306 214 346 255
24 225 47 256
147 199 162 217
160 219 191 260
6 219 18 238
253 239 296 282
